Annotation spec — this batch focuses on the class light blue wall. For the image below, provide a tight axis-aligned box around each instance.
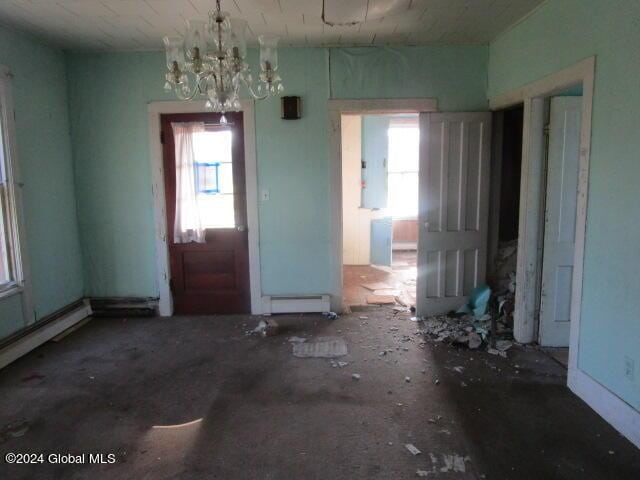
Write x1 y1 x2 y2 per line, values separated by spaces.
489 0 640 411
66 46 488 298
0 25 84 340
66 52 170 297
331 46 488 111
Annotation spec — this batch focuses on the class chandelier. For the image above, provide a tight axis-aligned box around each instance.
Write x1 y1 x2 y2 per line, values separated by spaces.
162 0 283 123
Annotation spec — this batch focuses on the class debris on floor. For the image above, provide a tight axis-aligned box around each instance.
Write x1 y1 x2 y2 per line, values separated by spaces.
292 336 348 358
323 311 338 320
421 314 490 348
367 294 397 305
330 360 349 368
419 240 518 354
351 373 361 380
288 336 307 344
0 420 29 443
405 443 422 456
253 319 279 337
439 454 470 473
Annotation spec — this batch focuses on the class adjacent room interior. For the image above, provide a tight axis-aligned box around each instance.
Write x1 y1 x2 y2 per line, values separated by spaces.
0 1 638 478
341 113 419 310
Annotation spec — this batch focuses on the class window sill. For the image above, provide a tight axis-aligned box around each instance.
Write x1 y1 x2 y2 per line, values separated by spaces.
0 284 22 300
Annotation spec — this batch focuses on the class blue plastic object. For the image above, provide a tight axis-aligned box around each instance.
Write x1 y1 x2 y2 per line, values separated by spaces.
457 285 492 318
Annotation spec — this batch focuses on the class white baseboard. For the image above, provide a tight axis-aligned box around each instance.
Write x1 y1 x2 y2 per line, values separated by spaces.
393 242 417 250
261 295 331 314
0 300 92 370
568 367 640 448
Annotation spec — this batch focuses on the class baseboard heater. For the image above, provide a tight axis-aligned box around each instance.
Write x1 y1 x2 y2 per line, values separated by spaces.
261 295 331 314
89 297 158 317
0 299 92 370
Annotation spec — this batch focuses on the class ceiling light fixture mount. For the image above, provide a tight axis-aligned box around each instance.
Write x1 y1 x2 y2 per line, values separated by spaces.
163 0 283 123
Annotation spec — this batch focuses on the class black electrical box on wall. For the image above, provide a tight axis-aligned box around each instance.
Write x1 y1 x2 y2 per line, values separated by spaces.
281 96 301 120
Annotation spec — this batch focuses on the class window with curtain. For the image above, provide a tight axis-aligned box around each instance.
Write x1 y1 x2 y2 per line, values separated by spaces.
172 123 236 244
387 125 419 218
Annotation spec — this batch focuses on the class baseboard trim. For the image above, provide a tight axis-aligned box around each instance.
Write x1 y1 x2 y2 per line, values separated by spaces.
392 242 417 250
89 297 158 317
261 295 331 314
0 299 92 370
568 367 640 448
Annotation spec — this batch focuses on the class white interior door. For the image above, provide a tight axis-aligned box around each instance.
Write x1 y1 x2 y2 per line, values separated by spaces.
417 113 492 316
539 97 582 346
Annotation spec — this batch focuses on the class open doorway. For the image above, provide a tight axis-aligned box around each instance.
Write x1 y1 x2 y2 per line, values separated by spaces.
487 104 524 350
491 83 585 365
341 113 419 310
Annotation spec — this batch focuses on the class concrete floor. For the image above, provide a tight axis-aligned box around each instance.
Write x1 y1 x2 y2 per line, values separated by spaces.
1 307 639 479
542 347 570 368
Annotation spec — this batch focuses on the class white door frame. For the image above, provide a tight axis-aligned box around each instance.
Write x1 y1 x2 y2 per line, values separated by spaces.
491 57 640 448
147 100 263 316
327 98 438 312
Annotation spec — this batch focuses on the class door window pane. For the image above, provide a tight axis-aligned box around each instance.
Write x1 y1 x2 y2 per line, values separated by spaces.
192 130 235 228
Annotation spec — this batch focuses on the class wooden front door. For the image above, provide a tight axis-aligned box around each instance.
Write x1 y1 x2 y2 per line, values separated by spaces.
161 112 250 314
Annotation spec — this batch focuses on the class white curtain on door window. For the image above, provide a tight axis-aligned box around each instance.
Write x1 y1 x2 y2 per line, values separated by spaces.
172 122 206 243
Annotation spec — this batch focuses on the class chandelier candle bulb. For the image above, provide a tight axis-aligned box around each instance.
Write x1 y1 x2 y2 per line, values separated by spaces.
162 0 284 114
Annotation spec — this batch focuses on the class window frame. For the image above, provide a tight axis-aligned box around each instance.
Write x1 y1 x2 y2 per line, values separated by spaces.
387 125 420 219
0 66 30 303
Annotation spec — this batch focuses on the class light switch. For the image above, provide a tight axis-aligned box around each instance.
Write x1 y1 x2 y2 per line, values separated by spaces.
261 188 270 201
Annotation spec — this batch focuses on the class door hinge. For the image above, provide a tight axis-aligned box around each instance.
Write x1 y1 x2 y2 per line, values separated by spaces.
543 124 550 135
160 131 165 144
169 277 174 292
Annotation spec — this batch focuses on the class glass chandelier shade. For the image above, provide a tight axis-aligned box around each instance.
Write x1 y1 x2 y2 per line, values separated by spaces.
163 0 283 122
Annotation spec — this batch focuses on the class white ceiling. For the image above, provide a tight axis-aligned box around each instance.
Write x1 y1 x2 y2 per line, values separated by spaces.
0 0 546 50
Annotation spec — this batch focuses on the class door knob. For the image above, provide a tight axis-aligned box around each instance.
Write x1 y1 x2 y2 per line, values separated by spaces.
424 222 430 229
237 225 247 232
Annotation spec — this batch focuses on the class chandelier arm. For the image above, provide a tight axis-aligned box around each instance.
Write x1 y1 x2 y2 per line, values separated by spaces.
242 77 268 100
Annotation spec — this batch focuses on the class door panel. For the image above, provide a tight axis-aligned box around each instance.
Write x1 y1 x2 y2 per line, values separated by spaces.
539 97 582 346
162 112 250 315
417 112 492 316
361 115 389 209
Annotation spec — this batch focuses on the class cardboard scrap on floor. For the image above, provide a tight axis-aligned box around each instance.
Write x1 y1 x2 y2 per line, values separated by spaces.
372 289 401 297
361 282 393 291
292 336 348 358
366 295 396 305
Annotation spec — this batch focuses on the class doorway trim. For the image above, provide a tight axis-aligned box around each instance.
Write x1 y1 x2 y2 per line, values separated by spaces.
327 98 438 312
148 100 262 315
490 57 640 448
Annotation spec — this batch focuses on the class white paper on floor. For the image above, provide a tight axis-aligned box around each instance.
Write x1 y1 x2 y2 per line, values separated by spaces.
292 336 348 358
